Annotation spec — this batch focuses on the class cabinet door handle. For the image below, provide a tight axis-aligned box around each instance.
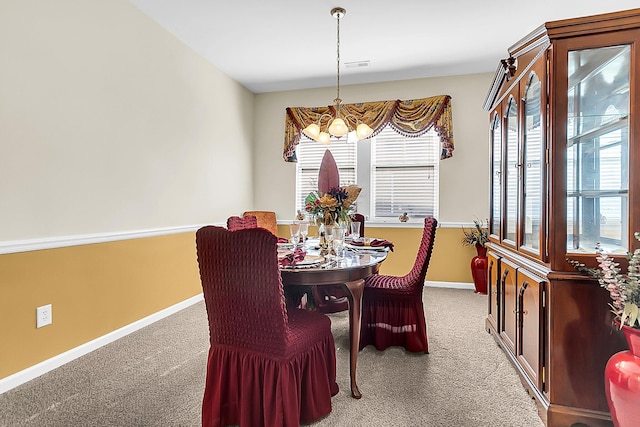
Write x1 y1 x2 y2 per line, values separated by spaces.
514 281 529 316
500 269 510 300
519 281 529 297
489 260 498 295
501 269 509 286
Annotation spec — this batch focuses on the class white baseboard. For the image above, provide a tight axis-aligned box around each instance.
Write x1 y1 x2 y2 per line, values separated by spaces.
425 280 475 291
0 294 204 395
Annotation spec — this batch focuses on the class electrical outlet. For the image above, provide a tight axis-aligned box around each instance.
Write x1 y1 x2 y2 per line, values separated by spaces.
36 304 52 328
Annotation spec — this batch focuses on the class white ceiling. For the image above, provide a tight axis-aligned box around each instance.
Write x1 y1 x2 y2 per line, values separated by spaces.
128 1 640 94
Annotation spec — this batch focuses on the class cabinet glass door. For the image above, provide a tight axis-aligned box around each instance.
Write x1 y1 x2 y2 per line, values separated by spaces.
505 96 518 244
566 45 630 254
491 113 502 237
522 74 542 253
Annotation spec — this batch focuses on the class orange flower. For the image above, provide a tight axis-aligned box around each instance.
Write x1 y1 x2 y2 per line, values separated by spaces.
319 194 338 210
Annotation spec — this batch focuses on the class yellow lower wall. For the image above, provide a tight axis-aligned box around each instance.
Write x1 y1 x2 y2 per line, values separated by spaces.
0 225 475 382
0 233 202 380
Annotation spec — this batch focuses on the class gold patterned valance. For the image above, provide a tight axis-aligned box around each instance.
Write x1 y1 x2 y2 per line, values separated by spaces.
283 95 454 162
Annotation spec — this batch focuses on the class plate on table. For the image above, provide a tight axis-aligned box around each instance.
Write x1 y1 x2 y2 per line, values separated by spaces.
346 239 388 251
280 254 324 269
295 254 324 266
277 247 291 257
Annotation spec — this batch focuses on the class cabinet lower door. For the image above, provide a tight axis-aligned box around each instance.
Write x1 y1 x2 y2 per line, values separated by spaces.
500 259 518 355
487 252 500 331
517 270 545 389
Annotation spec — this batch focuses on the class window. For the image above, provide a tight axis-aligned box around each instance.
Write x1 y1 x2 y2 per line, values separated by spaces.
296 125 440 222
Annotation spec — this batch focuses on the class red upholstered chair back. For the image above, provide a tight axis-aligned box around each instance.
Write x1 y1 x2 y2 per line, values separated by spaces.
404 217 438 289
350 213 366 237
227 215 258 230
196 226 288 355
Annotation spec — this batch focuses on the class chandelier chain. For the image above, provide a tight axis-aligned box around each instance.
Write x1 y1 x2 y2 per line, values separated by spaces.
335 11 341 110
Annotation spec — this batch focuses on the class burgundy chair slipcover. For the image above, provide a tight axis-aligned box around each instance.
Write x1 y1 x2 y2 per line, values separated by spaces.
359 217 438 353
226 215 258 230
314 214 366 314
196 226 338 426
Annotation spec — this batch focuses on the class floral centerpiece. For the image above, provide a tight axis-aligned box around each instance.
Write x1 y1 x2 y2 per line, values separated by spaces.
306 149 361 226
304 185 361 226
568 232 640 329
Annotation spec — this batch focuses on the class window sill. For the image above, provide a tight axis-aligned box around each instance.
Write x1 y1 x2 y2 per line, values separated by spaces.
367 221 465 229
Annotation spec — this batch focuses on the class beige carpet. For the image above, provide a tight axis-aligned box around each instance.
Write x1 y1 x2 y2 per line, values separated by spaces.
0 287 544 426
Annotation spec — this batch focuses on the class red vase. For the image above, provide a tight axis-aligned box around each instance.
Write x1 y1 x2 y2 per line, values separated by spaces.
605 324 640 427
470 244 488 295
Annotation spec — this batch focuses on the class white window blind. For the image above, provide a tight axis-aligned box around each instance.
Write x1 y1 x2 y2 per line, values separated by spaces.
371 127 439 219
295 136 356 213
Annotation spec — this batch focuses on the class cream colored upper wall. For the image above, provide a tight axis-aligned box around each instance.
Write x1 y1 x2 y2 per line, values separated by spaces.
253 73 493 223
0 0 254 242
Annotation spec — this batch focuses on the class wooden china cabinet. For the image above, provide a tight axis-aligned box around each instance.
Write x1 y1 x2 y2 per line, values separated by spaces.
483 9 640 427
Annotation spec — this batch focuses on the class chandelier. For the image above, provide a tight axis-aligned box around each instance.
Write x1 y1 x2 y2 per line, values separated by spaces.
303 7 373 145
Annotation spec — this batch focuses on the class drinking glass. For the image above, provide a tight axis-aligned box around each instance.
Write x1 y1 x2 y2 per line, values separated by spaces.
289 222 301 247
350 221 361 242
324 225 335 255
299 221 309 248
333 226 346 258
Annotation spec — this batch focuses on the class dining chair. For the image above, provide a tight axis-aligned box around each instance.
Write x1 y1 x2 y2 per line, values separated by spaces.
359 216 438 353
195 226 338 426
242 210 279 236
226 215 257 230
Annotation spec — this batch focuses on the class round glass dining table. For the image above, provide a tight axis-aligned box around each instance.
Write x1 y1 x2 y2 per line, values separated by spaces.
279 241 388 399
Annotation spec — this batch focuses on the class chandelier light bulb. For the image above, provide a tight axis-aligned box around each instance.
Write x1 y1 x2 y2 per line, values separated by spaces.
318 132 331 145
303 123 321 140
328 118 348 137
356 123 374 140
